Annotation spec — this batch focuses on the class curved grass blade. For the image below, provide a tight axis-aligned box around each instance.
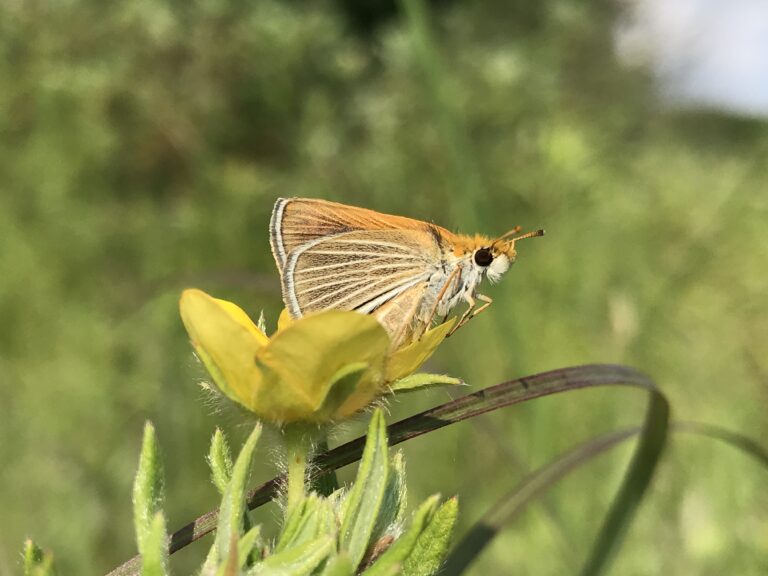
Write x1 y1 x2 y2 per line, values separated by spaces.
106 364 663 576
442 420 768 575
580 390 668 575
673 421 768 467
441 427 642 576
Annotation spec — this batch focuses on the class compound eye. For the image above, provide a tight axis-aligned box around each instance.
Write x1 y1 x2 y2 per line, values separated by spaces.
474 247 494 267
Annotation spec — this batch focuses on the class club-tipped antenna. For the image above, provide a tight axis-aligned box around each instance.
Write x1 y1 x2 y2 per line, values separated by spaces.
492 227 545 249
509 229 545 243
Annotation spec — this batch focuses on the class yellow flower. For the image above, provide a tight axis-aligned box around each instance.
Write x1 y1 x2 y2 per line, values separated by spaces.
179 289 455 424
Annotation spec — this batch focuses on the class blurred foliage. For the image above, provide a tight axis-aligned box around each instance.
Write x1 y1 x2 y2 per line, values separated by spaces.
1 0 766 574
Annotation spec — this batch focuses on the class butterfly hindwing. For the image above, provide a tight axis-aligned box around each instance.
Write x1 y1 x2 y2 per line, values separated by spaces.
282 229 438 317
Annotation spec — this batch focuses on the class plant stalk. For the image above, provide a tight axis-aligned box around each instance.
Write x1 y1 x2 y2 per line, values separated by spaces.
283 425 313 515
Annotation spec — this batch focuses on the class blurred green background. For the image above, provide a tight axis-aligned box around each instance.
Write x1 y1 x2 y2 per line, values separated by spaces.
2 0 767 574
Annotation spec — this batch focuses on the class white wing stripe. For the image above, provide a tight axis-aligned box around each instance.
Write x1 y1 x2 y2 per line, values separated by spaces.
293 256 404 275
321 238 421 251
293 263 422 288
305 273 427 309
356 277 425 314
269 198 289 268
301 250 418 260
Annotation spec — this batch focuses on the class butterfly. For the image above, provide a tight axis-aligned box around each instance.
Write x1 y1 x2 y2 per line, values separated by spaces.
270 197 543 348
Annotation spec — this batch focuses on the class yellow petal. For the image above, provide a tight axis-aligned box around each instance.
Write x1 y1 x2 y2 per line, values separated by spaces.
179 289 265 410
213 297 269 346
276 308 295 333
386 318 456 383
255 310 390 422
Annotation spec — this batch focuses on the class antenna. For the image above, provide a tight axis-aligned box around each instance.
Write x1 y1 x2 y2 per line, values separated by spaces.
492 228 545 249
509 229 545 243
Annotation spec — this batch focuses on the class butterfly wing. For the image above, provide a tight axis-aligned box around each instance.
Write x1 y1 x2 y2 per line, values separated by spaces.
271 198 453 346
282 228 436 317
372 282 427 349
270 197 438 272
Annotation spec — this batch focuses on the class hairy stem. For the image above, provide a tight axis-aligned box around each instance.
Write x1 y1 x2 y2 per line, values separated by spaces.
283 425 313 515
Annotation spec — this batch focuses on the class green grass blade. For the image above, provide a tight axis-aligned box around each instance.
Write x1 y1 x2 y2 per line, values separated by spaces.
673 421 768 466
580 391 669 576
441 427 643 575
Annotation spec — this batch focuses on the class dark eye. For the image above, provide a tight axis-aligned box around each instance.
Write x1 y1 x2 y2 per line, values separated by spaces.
474 248 493 266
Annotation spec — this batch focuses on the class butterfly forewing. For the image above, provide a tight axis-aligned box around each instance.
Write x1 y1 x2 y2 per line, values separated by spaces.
271 197 437 272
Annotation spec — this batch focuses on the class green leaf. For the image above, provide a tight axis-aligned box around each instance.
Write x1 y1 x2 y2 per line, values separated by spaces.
140 513 169 576
340 409 390 569
208 428 234 496
23 540 56 576
277 493 336 553
214 424 263 563
402 497 458 576
238 526 263 568
318 553 354 576
248 536 334 576
365 495 439 576
133 422 165 557
389 373 463 393
371 451 407 544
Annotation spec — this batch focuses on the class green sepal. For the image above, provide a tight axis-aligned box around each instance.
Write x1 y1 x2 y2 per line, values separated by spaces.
211 424 262 566
389 373 463 393
402 496 458 575
277 493 336 553
247 536 335 575
319 553 355 576
133 422 165 557
140 513 170 576
365 495 440 576
208 427 234 495
315 362 369 421
340 409 390 569
23 540 56 576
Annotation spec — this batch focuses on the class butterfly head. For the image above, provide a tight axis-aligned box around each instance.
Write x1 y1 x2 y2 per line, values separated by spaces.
471 227 545 283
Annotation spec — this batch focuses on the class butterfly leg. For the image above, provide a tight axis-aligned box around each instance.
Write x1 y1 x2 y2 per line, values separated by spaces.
424 266 462 329
448 293 493 336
